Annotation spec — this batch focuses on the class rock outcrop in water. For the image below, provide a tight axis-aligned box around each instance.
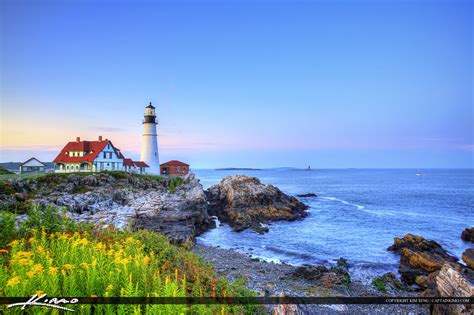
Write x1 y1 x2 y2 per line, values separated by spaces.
205 175 308 233
387 234 458 284
461 227 474 242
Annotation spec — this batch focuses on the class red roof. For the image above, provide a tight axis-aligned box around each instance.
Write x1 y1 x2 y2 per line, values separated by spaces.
160 160 189 167
53 139 110 163
123 158 134 166
133 161 149 168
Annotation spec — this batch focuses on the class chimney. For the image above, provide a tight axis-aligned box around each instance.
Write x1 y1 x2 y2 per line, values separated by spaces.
98 136 103 142
76 137 80 142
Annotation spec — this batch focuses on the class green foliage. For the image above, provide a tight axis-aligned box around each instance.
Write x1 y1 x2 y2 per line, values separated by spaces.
168 176 185 193
19 204 78 235
70 186 91 194
0 167 14 175
0 181 15 195
0 205 262 314
372 277 387 293
101 170 128 179
0 212 16 247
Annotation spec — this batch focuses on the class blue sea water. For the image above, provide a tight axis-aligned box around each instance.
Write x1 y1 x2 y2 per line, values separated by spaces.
194 169 474 281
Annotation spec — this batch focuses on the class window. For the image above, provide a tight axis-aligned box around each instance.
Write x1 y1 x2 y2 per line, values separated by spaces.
103 152 106 159
107 163 109 166
109 152 112 159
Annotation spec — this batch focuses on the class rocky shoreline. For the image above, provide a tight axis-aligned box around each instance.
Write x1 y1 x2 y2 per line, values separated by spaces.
1 172 473 314
194 244 427 314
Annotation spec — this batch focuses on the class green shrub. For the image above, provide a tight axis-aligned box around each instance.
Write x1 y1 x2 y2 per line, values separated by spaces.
0 211 16 247
0 167 14 175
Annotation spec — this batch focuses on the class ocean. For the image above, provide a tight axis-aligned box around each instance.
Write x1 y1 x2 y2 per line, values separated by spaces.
194 168 474 281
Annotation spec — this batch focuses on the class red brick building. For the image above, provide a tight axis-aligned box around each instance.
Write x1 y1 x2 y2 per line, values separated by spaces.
160 160 189 175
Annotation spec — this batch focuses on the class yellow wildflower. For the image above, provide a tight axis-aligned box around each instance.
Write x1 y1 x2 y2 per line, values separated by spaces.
8 240 19 247
61 270 66 276
121 258 129 266
36 290 44 296
18 258 34 266
15 251 33 258
7 276 20 287
80 262 90 269
92 259 97 267
77 238 89 246
29 237 37 243
63 264 74 271
97 242 104 250
33 264 44 273
106 284 114 291
37 246 44 253
26 270 35 277
144 256 150 265
49 266 59 274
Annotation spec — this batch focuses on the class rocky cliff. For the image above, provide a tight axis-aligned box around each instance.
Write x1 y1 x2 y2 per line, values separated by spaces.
206 175 308 233
0 172 213 244
1 173 308 242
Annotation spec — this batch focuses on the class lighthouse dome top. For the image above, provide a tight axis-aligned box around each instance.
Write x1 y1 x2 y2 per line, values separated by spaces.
144 102 156 117
146 102 155 109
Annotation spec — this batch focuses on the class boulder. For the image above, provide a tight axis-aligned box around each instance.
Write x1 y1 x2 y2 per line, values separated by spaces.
462 248 474 270
461 227 474 243
133 175 213 244
292 265 329 281
273 292 301 315
206 175 308 232
422 264 474 315
292 264 349 288
388 234 458 284
372 272 407 294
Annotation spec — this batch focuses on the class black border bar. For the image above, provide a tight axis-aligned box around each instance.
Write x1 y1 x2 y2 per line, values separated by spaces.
0 297 472 305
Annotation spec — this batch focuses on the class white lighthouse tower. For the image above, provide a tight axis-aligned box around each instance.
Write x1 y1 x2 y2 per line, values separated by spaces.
140 102 160 174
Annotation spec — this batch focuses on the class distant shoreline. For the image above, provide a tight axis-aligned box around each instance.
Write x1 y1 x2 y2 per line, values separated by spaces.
215 168 262 171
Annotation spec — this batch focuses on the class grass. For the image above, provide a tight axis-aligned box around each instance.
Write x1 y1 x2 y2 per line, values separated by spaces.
0 172 48 181
0 205 262 314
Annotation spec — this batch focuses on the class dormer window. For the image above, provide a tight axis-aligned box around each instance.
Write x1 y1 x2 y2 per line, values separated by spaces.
65 152 69 155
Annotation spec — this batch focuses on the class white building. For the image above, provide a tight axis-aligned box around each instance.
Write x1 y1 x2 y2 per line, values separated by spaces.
140 102 160 174
19 157 47 174
53 136 149 173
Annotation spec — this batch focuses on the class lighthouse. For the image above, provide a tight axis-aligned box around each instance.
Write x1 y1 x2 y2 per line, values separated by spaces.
140 102 160 174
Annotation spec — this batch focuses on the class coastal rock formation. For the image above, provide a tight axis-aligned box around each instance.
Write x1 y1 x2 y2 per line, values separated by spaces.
388 234 458 284
292 263 349 288
296 193 317 198
421 264 474 315
372 272 407 294
462 248 474 270
206 175 308 232
1 173 213 244
133 174 213 244
461 227 474 242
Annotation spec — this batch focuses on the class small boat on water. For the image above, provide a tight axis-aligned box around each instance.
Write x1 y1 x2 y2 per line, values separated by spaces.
307 165 311 171
416 170 423 176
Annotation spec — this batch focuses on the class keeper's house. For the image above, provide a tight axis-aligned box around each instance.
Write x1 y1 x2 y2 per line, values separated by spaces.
160 160 189 175
53 136 149 174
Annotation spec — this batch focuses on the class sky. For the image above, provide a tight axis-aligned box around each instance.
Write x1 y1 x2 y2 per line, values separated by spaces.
0 0 472 168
